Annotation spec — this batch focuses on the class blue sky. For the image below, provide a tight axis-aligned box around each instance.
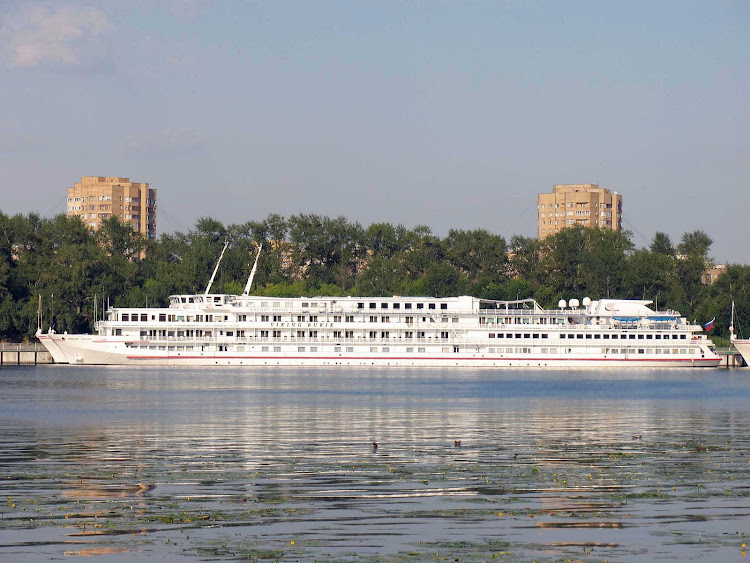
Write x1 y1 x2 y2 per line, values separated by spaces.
1 0 748 262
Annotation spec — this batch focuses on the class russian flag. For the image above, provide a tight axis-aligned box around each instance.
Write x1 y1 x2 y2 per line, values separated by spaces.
704 318 715 331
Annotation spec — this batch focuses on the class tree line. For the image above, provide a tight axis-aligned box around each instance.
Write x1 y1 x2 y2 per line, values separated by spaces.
1 210 748 343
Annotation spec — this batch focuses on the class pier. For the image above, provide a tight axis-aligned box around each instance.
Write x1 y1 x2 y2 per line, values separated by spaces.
0 343 53 365
718 347 747 368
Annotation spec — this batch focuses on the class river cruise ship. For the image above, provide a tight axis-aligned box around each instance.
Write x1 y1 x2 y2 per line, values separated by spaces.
37 293 720 367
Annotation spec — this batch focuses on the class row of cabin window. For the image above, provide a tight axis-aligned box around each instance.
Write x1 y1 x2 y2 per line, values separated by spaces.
357 302 448 310
560 333 687 340
488 333 689 340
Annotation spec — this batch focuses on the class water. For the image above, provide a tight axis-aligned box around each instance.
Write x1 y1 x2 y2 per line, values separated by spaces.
2 365 750 561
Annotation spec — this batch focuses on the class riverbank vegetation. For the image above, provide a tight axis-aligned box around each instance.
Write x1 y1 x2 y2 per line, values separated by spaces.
1 211 748 342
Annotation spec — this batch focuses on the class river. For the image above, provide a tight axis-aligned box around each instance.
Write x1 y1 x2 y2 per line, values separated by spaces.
1 365 750 561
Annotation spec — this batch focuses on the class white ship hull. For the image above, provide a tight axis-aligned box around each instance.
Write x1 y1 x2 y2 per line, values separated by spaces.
38 333 720 368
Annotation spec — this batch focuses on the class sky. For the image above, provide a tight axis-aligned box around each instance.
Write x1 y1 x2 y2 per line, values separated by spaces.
1 0 748 263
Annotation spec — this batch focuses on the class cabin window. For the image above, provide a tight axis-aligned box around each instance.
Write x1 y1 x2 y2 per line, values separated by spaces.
310 347 317 352
347 347 354 352
429 304 436 310
440 331 449 339
345 330 354 338
441 304 447 310
273 330 281 338
381 331 389 338
273 315 282 322
261 315 269 322
382 316 389 323
585 334 592 339
489 333 495 338
309 316 318 322
274 346 281 352
358 303 364 309
370 347 378 352
346 315 354 322
122 314 130 321
370 316 378 323
297 331 305 338
418 347 426 353
381 303 388 309
260 330 269 337
369 331 377 338
369 303 376 309
114 329 122 335
309 331 317 337
298 347 305 352
393 303 400 309
417 303 424 309
405 303 412 309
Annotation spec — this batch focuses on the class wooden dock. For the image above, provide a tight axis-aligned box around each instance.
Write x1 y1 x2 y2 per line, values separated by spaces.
0 344 53 365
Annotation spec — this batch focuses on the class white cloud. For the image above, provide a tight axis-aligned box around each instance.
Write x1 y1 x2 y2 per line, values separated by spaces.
0 3 112 69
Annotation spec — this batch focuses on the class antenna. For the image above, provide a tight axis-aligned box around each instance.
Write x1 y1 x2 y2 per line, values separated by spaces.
37 294 42 333
243 243 263 295
204 241 229 297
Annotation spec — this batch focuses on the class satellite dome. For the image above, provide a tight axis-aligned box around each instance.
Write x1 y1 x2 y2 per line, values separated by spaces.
558 299 567 309
582 297 592 307
569 298 580 308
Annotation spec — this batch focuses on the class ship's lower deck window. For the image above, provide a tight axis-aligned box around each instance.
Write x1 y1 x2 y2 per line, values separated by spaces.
418 347 426 353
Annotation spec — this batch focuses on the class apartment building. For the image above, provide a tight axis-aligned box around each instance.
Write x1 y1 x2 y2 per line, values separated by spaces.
538 184 622 239
67 176 157 239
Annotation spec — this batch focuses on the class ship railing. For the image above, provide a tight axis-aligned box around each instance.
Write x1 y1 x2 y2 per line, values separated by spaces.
127 335 496 346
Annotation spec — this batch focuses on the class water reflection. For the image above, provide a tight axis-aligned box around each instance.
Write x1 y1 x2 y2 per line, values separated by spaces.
2 366 750 560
